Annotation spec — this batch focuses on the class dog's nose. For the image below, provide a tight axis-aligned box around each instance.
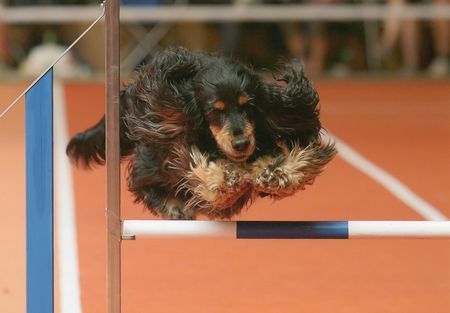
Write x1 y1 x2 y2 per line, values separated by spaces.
231 138 250 152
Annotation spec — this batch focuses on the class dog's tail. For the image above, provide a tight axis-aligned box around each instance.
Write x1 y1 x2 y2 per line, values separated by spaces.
66 93 135 168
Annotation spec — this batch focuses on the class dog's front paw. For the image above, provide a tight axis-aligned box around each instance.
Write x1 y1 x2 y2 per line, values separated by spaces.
222 163 248 191
186 149 251 211
197 160 251 209
253 157 297 198
255 166 291 192
210 162 252 210
251 141 337 199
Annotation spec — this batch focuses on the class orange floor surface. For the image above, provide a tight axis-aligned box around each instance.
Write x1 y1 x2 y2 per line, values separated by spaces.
1 80 449 313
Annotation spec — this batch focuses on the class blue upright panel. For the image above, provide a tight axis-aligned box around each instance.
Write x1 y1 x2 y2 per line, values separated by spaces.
26 69 53 313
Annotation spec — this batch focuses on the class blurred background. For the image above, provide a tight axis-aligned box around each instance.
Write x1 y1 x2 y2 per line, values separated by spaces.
1 2 449 313
0 0 448 80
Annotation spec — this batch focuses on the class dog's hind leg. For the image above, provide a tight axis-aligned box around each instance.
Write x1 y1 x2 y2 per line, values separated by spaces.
128 145 196 220
144 189 196 220
161 197 196 220
129 181 196 220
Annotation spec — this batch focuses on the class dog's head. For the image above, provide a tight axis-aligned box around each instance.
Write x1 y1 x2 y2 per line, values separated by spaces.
194 62 261 163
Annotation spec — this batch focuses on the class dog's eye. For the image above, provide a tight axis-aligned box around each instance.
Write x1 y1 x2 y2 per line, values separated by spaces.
213 101 226 111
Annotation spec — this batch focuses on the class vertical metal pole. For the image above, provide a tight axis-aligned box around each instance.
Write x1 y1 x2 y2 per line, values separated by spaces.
105 0 121 313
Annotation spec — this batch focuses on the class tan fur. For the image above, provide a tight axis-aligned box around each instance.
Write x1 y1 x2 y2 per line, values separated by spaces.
214 101 226 110
238 96 248 105
184 147 252 214
171 139 336 218
251 156 275 177
252 141 337 199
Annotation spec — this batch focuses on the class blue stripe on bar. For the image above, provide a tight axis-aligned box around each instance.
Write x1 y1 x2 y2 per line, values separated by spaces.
236 221 349 239
26 69 54 313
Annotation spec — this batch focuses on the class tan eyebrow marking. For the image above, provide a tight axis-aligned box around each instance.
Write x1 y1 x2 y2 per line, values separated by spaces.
238 96 248 105
214 101 226 110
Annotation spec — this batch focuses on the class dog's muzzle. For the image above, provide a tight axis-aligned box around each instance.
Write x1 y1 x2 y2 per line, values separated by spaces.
209 122 255 163
226 135 255 162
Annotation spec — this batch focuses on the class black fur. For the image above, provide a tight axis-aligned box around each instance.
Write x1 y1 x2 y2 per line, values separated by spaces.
67 47 327 219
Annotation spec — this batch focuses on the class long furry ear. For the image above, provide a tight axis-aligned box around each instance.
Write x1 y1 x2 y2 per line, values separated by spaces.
260 59 321 146
151 46 200 82
122 47 204 145
274 60 319 107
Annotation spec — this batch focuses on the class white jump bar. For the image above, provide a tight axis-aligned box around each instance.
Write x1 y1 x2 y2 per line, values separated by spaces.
122 220 450 240
122 220 237 239
348 221 450 238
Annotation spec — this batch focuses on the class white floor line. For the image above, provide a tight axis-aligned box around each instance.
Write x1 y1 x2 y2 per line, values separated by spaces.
54 80 83 313
332 135 447 221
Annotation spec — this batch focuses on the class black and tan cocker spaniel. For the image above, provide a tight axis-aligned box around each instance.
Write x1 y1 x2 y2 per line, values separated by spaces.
67 47 336 220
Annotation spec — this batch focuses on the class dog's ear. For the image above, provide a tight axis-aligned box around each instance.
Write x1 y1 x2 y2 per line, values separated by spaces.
122 47 203 145
259 60 321 146
152 47 204 128
151 46 200 82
